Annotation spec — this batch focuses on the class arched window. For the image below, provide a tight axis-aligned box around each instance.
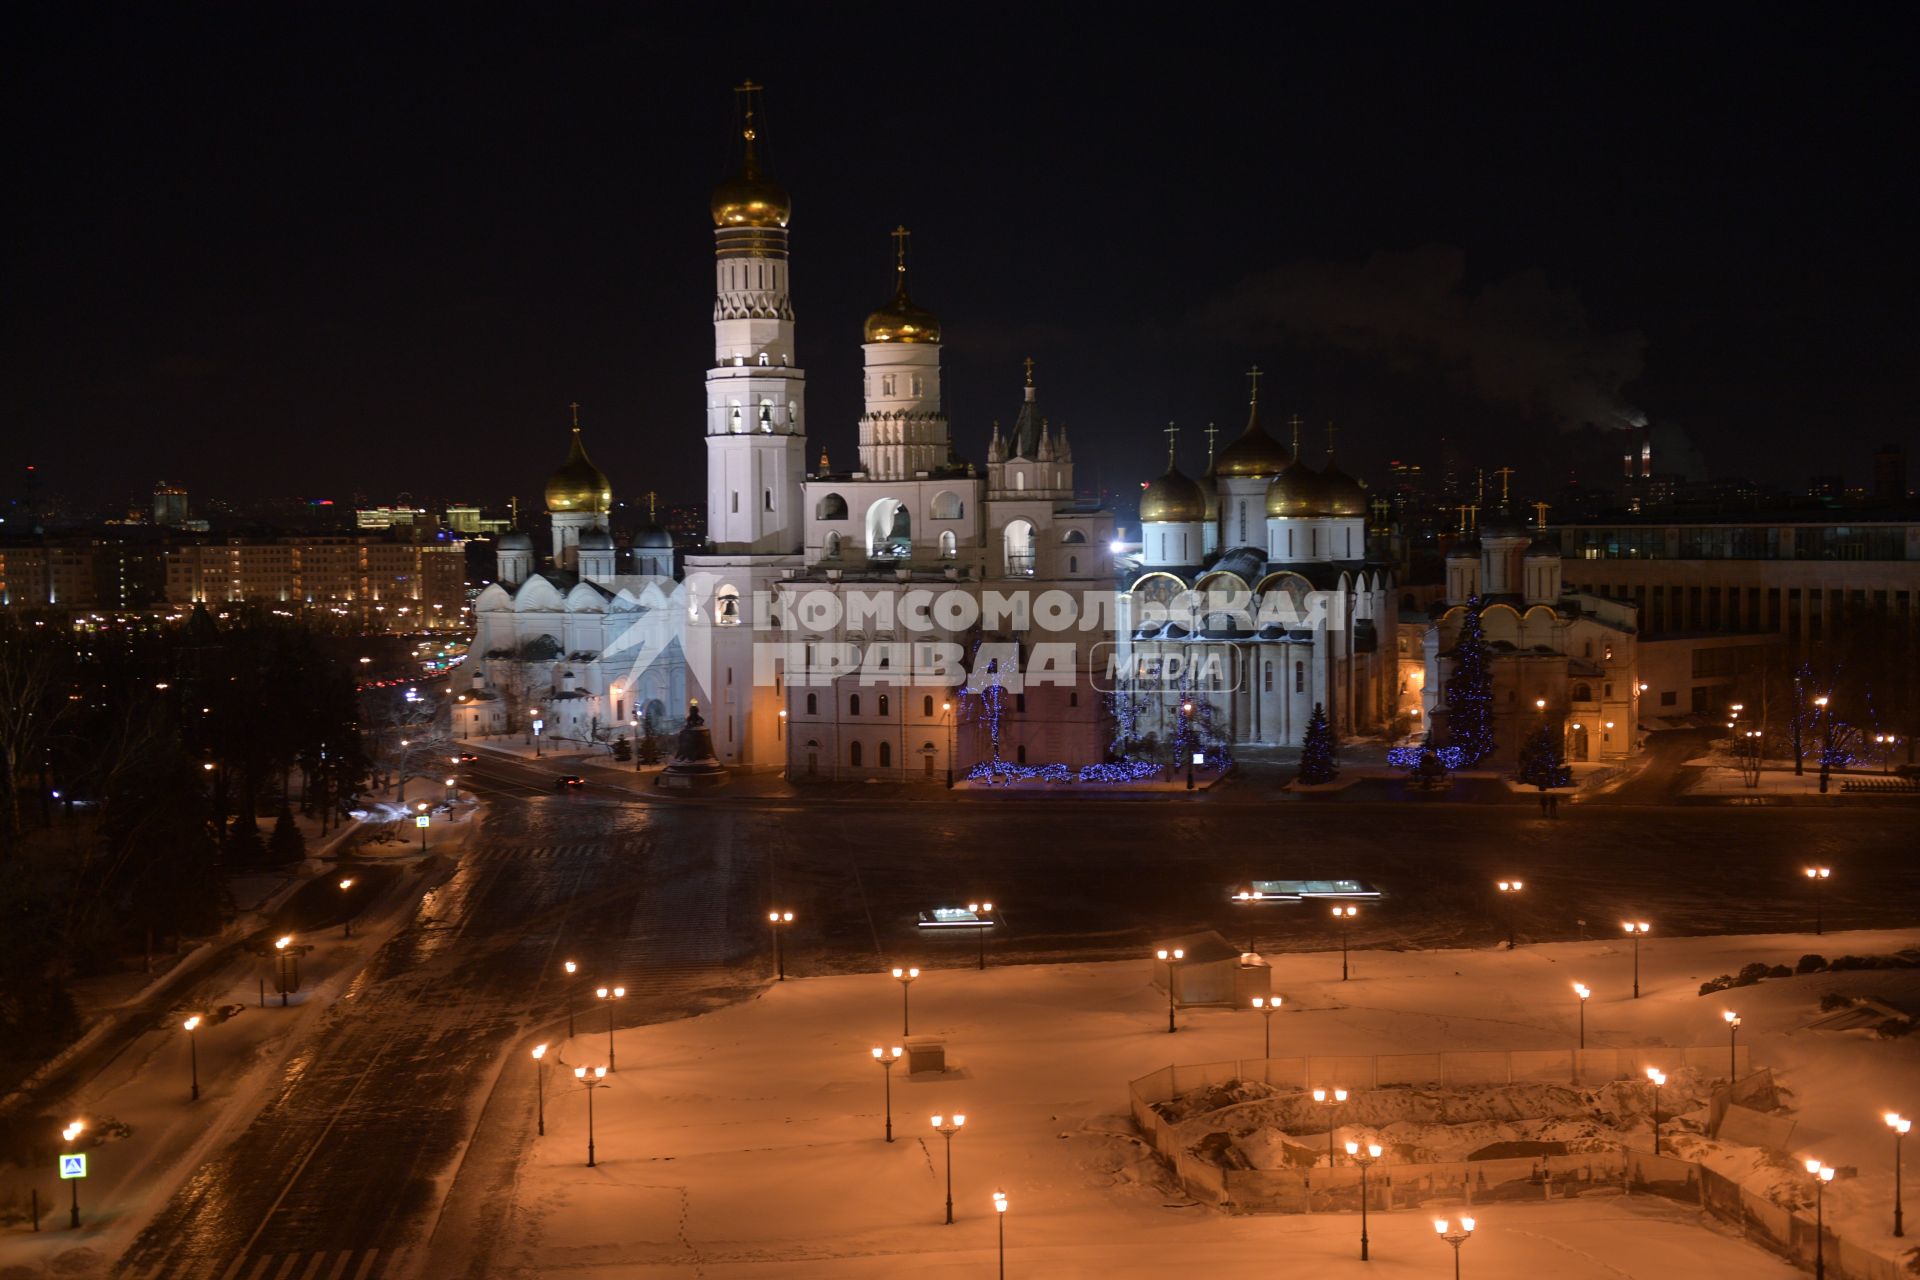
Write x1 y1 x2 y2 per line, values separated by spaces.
923 695 934 717
850 693 862 716
850 741 862 767
816 493 850 520
1015 745 1027 763
1061 529 1087 544
879 741 892 768
878 694 890 717
1572 683 1593 702
806 693 817 715
1294 661 1305 693
930 491 964 520
764 488 773 511
939 530 957 558
824 531 842 559
1069 556 1077 573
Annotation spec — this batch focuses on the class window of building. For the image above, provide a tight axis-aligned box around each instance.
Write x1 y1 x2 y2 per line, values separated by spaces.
923 695 934 717
879 741 892 768
1069 691 1078 707
878 694 890 717
1015 693 1027 712
1069 556 1077 573
1264 662 1273 692
850 694 861 716
1294 661 1305 693
806 693 817 715
1015 745 1026 764
1660 690 1677 707
850 741 862 767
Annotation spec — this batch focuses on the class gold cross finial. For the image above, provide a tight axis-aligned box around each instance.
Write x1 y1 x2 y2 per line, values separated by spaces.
1288 413 1303 456
570 401 580 430
1247 365 1263 405
1204 421 1219 466
1163 422 1181 470
1325 420 1339 459
1494 466 1515 503
1023 356 1034 387
645 490 659 521
1532 499 1550 530
891 225 910 276
735 81 761 142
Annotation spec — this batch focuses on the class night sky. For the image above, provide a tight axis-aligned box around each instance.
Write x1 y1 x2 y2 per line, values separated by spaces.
6 7 1914 515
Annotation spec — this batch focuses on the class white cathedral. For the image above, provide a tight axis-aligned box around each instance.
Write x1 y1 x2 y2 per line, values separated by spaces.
466 85 1400 780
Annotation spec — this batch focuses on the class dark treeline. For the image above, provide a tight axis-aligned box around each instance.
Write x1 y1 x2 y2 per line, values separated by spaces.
0 605 370 1069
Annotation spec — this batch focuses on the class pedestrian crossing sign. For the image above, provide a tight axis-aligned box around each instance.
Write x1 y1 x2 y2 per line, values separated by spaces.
59 1154 86 1179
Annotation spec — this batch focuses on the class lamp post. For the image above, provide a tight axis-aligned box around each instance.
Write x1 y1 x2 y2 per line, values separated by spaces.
1333 905 1358 980
1646 1067 1667 1155
416 801 430 851
339 877 356 938
531 1043 548 1136
595 985 625 1071
968 901 994 970
1345 1140 1382 1261
1573 983 1591 1051
62 1120 85 1228
1806 1158 1835 1278
992 1189 1008 1278
1792 671 1806 775
942 700 954 789
892 967 919 1036
1156 948 1185 1032
1814 694 1833 794
1313 1087 1348 1168
182 1016 202 1101
1740 729 1764 788
1723 1010 1741 1080
1434 1217 1474 1280
1888 1113 1909 1237
1622 921 1650 998
274 933 295 1006
1182 699 1196 790
563 959 579 1037
575 1065 606 1167
1251 995 1282 1058
631 717 642 771
1495 879 1523 949
1805 866 1831 935
872 1045 902 1141
532 708 543 757
768 910 793 981
931 1113 966 1223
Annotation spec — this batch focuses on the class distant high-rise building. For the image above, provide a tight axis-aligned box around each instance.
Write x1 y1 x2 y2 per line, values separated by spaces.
1872 444 1908 505
152 481 190 527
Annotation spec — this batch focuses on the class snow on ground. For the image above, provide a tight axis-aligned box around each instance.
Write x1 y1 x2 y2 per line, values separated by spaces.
496 927 1920 1276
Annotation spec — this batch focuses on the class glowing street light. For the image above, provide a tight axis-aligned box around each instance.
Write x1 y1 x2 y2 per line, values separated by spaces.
768 909 794 981
892 966 919 1036
871 1045 903 1141
182 1015 202 1101
1495 879 1524 949
941 699 955 789
595 986 625 1071
562 959 580 1036
1332 905 1358 980
1888 1113 1910 1238
1182 699 1196 790
968 901 994 970
1621 921 1650 998
1251 995 1282 1058
339 877 356 938
1434 1216 1475 1278
531 1043 548 1136
1723 1010 1742 1080
1806 1158 1836 1278
1313 1087 1349 1169
575 1065 607 1167
1805 866 1832 935
992 1189 1008 1278
931 1113 966 1224
1345 1140 1384 1260
1573 982 1591 1050
62 1119 86 1227
1646 1067 1668 1154
1155 948 1186 1032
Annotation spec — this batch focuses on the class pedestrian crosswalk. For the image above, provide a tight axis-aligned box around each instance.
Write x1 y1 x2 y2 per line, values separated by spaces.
465 842 603 864
121 1249 387 1280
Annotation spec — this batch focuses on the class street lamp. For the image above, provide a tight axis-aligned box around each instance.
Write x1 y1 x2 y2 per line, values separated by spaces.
892 967 919 1036
1723 1010 1741 1080
1805 866 1832 935
339 877 356 938
768 910 794 981
415 801 430 851
1814 694 1834 794
1313 1087 1348 1168
1182 699 1196 790
575 1065 607 1167
992 1189 1008 1278
1345 1140 1383 1261
1621 921 1650 998
1434 1217 1475 1279
1333 905 1358 980
872 1046 902 1141
1495 879 1524 949
968 901 994 970
1156 948 1185 1032
273 933 300 1006
62 1119 85 1228
563 959 579 1037
1806 1158 1836 1279
595 986 625 1071
1251 995 1282 1058
931 1113 966 1224
941 699 955 789
531 1043 548 1136
182 1015 202 1101
1888 1112 1909 1238
1647 1067 1667 1154
1573 983 1591 1050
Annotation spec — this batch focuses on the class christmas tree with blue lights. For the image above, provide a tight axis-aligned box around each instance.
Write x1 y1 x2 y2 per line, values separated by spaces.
1444 596 1496 765
1516 723 1571 789
1298 703 1340 784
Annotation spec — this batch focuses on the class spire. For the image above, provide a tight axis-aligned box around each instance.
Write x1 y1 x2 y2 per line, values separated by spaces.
645 490 659 522
1009 361 1042 457
1037 419 1055 462
892 225 910 289
1056 421 1071 462
735 80 764 177
1023 356 1035 400
988 420 1006 464
818 444 831 471
570 400 581 432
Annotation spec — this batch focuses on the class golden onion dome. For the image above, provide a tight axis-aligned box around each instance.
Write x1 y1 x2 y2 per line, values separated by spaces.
1140 465 1207 523
710 170 792 229
864 226 940 343
1214 404 1293 478
1319 462 1368 517
1265 460 1330 517
545 426 612 515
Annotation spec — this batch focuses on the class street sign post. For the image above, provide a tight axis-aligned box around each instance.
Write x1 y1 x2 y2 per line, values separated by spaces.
59 1154 85 1179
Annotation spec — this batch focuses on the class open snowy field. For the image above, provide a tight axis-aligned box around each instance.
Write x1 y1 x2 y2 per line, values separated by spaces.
480 927 1920 1277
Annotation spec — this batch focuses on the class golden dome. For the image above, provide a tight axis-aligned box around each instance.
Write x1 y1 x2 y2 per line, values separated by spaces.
546 426 612 515
1141 465 1207 523
1319 462 1368 517
864 226 940 343
711 170 791 229
1265 461 1330 517
1215 404 1292 478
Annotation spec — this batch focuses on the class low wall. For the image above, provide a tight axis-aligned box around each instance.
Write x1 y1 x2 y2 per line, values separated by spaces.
1130 1046 1749 1099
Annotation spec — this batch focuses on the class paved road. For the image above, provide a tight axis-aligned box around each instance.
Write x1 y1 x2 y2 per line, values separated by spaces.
112 755 1920 1279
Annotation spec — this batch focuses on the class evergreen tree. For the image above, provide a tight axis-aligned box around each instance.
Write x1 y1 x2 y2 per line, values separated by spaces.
1516 724 1571 789
223 816 269 868
612 735 632 761
1298 703 1340 784
1444 596 1496 765
268 806 307 864
637 733 662 765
